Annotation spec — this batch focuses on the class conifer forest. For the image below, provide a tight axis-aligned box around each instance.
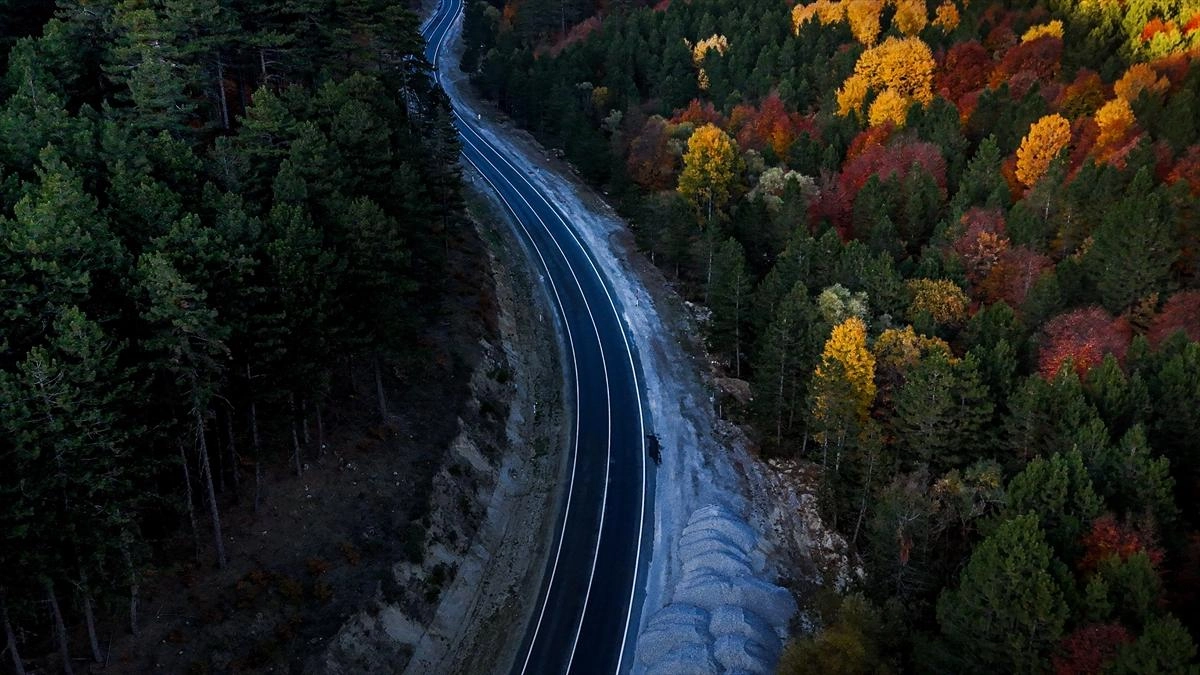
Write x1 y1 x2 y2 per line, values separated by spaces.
1 0 463 670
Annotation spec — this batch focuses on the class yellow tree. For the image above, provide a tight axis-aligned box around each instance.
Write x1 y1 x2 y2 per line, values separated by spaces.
679 124 743 291
1095 97 1136 155
838 36 936 120
868 89 910 127
894 0 928 36
678 123 741 221
1021 20 1064 42
1015 113 1071 188
846 0 885 46
933 1 959 31
692 34 729 65
837 73 871 119
812 317 877 427
792 0 844 32
1113 63 1169 103
906 278 969 326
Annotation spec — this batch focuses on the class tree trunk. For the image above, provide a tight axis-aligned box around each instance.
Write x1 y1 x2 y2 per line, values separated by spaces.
851 445 876 547
374 357 388 422
215 54 230 129
82 593 101 664
225 408 240 497
247 365 262 514
2 595 26 675
122 545 139 637
78 571 102 664
290 394 303 476
301 399 311 446
733 280 742 379
179 441 200 559
44 581 73 675
196 407 227 569
316 404 326 457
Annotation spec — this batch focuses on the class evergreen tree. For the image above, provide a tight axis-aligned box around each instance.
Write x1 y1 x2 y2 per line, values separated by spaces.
707 238 753 377
1086 168 1177 313
892 351 993 472
752 282 823 452
1005 449 1102 561
935 514 1069 674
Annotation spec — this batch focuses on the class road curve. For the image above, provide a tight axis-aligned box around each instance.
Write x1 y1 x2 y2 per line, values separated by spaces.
421 3 655 674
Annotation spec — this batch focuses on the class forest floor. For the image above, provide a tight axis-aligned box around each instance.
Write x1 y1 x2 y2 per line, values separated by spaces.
433 11 851 669
92 185 567 673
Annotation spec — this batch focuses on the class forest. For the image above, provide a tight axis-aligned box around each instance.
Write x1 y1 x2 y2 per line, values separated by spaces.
464 0 1200 670
0 0 460 671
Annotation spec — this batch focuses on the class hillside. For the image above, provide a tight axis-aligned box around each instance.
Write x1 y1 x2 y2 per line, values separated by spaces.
463 0 1200 670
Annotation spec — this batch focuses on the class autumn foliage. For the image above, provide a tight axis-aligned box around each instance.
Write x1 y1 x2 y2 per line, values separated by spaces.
732 93 814 158
989 35 1063 92
933 0 959 31
937 41 993 106
952 208 1009 284
1038 307 1133 379
978 246 1052 308
626 116 679 190
1021 20 1063 43
678 124 741 216
1079 514 1165 573
837 36 936 121
812 138 947 230
1167 145 1200 196
1148 290 1200 347
1114 63 1170 103
1016 114 1071 188
1052 623 1133 675
812 316 877 425
1092 98 1138 164
907 278 969 325
846 0 885 46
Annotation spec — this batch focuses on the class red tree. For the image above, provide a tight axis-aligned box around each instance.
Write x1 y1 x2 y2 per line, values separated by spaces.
936 41 993 105
978 245 1051 307
626 116 679 190
952 208 1009 284
989 36 1063 94
673 99 724 127
845 122 896 161
1141 18 1178 42
1167 145 1200 196
1148 290 1200 347
810 139 947 232
1079 514 1164 572
733 94 806 159
1038 307 1133 379
1053 623 1133 675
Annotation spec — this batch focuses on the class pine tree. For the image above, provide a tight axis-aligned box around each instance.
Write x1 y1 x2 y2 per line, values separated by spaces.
1087 168 1177 313
1108 615 1199 673
752 282 823 452
1005 449 1102 560
707 238 753 377
949 135 1010 216
893 351 994 472
935 514 1069 673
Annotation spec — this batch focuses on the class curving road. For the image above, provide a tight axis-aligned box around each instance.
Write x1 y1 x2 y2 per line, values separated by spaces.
421 2 655 673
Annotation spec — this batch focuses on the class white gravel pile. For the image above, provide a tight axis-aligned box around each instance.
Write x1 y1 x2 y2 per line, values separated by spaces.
636 505 795 674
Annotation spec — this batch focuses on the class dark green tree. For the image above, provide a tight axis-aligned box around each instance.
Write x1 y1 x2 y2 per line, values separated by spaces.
935 514 1069 674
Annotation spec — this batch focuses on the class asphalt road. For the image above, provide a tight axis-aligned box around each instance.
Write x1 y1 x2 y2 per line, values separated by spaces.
421 3 655 674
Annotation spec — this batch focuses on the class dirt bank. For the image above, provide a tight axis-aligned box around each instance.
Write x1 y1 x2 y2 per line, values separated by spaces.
320 183 570 674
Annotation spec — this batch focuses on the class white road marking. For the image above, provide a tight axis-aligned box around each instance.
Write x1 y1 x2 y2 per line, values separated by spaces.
425 2 649 672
